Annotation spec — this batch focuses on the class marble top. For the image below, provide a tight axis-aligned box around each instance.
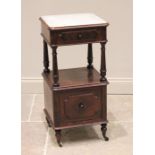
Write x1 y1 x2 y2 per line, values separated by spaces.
40 13 108 29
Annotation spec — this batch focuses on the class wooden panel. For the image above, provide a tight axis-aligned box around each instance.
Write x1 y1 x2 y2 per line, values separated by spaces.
51 27 106 46
53 86 107 128
43 79 54 122
64 93 100 120
40 19 107 46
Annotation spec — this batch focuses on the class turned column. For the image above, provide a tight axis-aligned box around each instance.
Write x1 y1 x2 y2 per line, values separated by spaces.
43 40 50 73
87 43 93 69
100 42 107 82
51 46 59 87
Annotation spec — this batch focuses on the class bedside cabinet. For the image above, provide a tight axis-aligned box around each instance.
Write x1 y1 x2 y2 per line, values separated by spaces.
39 13 109 147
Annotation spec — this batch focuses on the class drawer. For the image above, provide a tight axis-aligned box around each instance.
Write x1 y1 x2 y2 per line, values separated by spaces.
51 27 106 45
55 86 107 126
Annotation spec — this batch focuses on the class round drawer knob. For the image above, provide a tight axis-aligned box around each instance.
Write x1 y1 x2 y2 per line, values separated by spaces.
79 102 85 109
77 33 83 40
59 33 66 41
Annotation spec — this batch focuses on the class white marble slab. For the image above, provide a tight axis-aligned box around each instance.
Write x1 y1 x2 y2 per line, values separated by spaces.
40 13 108 28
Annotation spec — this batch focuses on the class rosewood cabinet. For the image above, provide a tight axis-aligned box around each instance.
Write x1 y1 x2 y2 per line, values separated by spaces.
39 13 109 147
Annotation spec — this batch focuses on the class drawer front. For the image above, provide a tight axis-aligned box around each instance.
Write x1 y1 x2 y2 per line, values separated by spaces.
55 86 107 127
51 27 106 45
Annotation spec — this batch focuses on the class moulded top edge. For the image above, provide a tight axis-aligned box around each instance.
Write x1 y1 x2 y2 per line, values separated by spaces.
39 13 109 30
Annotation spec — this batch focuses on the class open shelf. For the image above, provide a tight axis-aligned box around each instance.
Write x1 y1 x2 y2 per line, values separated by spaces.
42 67 108 90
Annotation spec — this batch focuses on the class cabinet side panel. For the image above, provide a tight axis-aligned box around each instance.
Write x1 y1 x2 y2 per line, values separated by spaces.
101 86 107 121
44 80 54 122
41 23 51 44
53 91 61 127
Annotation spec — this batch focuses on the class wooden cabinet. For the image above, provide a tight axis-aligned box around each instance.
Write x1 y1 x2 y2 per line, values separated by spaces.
40 13 109 147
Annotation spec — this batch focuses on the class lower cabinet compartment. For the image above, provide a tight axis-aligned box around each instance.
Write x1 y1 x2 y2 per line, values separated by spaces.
54 86 107 127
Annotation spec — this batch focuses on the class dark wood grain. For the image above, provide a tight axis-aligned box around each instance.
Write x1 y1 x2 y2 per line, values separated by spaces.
40 16 109 146
51 46 59 87
43 82 54 124
43 40 50 73
42 67 108 90
41 24 107 46
43 67 108 129
100 42 107 82
87 43 93 69
57 86 107 128
51 27 106 46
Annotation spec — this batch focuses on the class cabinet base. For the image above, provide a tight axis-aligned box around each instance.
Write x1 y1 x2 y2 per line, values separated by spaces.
44 109 109 147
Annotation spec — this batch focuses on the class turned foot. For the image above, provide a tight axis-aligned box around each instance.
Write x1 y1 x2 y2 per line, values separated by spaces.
55 130 62 147
101 124 109 141
45 117 51 127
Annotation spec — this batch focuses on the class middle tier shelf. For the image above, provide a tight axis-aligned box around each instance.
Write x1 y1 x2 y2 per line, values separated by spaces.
42 67 108 90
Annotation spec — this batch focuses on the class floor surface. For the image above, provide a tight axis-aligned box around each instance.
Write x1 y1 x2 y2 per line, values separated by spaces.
21 94 132 155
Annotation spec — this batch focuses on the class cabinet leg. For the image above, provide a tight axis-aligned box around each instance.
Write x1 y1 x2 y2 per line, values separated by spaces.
45 117 51 127
101 123 109 141
55 130 62 147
